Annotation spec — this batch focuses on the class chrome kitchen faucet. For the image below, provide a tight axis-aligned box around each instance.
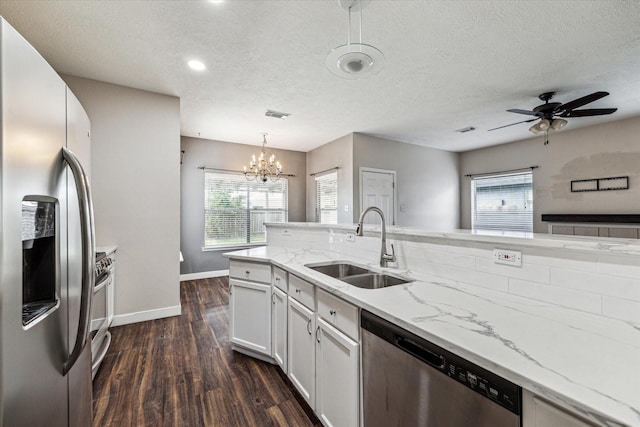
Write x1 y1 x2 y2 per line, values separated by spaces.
356 206 396 268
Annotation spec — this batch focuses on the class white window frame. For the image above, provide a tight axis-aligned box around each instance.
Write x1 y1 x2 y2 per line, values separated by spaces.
203 171 288 249
471 171 533 232
315 171 338 224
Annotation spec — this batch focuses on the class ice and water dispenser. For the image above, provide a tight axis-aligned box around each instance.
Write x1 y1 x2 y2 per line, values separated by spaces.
21 197 59 327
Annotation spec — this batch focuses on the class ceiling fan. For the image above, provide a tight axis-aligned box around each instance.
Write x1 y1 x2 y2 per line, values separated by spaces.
488 91 618 144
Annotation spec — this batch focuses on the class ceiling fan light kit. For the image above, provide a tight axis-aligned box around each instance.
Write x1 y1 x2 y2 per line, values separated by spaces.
551 118 568 131
490 91 617 144
327 0 384 79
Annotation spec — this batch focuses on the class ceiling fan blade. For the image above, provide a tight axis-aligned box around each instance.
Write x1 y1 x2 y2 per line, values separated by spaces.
560 91 609 111
488 118 537 131
506 108 540 117
559 108 618 117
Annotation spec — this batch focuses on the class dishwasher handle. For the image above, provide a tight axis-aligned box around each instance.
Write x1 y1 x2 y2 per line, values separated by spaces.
396 336 445 369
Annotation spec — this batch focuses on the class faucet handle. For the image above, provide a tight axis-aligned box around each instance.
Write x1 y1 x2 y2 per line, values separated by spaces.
383 243 396 262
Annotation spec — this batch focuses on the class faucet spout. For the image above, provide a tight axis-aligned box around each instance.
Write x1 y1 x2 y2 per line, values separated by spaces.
356 206 396 267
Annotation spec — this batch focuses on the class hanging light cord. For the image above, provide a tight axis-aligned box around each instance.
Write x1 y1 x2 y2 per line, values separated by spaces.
346 5 363 49
347 6 352 48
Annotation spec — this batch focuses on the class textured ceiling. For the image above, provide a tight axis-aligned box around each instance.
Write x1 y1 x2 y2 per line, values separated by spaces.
1 1 640 152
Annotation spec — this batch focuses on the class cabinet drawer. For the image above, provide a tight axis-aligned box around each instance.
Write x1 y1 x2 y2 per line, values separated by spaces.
289 274 315 310
317 288 359 340
272 266 288 292
229 260 271 283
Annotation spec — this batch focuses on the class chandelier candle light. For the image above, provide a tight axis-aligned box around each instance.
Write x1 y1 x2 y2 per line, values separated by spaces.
243 134 283 183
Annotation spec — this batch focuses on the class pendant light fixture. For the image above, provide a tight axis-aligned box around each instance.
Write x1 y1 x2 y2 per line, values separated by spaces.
326 0 384 79
243 133 283 183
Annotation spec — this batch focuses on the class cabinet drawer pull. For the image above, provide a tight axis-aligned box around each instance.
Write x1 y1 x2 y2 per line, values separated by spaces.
272 293 275 304
329 310 336 316
316 326 320 343
245 270 250 275
275 277 280 282
306 319 312 335
295 289 301 293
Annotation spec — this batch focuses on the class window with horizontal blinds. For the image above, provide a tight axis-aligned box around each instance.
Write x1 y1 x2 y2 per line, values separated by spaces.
315 172 338 224
471 172 533 232
204 172 288 248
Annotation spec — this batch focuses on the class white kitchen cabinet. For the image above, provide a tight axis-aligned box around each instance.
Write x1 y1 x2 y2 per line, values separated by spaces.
229 278 272 358
522 390 596 427
288 296 316 409
272 286 288 372
273 266 288 292
315 317 359 427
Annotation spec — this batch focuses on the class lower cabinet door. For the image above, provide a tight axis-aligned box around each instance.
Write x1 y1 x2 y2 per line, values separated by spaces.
287 297 316 409
316 317 359 427
229 278 271 355
522 391 597 427
272 287 288 372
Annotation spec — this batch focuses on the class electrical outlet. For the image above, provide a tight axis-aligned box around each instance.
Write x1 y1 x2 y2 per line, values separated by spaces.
281 229 292 237
493 249 522 267
345 232 356 242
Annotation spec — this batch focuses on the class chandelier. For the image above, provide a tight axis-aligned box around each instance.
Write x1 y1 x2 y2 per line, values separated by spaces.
243 134 283 183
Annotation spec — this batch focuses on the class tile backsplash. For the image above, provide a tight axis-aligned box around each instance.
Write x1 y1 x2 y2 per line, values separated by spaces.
267 226 640 325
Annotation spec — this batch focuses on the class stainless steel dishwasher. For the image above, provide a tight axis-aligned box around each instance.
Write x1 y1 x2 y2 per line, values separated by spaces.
361 310 521 427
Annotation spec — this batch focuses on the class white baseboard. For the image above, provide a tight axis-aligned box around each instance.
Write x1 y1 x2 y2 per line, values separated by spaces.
111 305 182 327
180 269 229 281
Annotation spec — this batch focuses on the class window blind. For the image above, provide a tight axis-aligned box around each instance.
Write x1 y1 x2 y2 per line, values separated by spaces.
471 172 533 232
315 172 337 224
204 172 288 248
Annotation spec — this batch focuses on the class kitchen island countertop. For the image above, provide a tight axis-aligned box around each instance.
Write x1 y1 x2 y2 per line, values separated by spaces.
225 244 640 427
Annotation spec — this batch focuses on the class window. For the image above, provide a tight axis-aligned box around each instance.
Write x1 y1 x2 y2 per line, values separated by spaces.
204 172 288 248
471 172 533 232
315 172 337 224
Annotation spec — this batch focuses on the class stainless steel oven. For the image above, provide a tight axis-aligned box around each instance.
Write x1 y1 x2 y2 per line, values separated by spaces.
91 250 114 379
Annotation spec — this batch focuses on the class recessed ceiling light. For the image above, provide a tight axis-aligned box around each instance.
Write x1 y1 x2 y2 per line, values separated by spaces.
188 60 206 71
208 0 224 3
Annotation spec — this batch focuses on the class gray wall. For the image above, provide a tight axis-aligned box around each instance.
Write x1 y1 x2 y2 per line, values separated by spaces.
352 133 461 229
459 116 640 233
180 136 306 274
62 75 181 320
306 134 354 223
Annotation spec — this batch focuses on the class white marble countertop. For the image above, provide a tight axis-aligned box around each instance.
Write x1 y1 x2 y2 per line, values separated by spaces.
267 222 640 257
97 245 117 256
225 245 640 427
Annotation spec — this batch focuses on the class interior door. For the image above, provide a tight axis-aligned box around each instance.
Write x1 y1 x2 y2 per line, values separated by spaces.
360 169 395 225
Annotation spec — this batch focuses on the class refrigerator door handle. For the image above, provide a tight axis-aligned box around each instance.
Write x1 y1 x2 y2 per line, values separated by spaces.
62 147 96 376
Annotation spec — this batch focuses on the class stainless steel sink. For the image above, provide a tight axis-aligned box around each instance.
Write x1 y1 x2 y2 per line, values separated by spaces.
305 262 372 278
340 273 412 289
305 261 412 289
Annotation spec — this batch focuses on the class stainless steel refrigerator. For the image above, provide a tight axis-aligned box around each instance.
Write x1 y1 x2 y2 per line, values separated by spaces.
1 18 95 426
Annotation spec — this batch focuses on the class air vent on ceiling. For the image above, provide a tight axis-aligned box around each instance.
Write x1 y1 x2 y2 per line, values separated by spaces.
455 126 476 133
265 109 291 120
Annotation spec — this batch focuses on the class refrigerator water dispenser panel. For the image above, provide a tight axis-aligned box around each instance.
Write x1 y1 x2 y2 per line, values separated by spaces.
21 197 59 327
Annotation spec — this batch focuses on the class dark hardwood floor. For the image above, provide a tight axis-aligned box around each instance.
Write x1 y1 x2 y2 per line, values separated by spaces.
92 277 321 427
